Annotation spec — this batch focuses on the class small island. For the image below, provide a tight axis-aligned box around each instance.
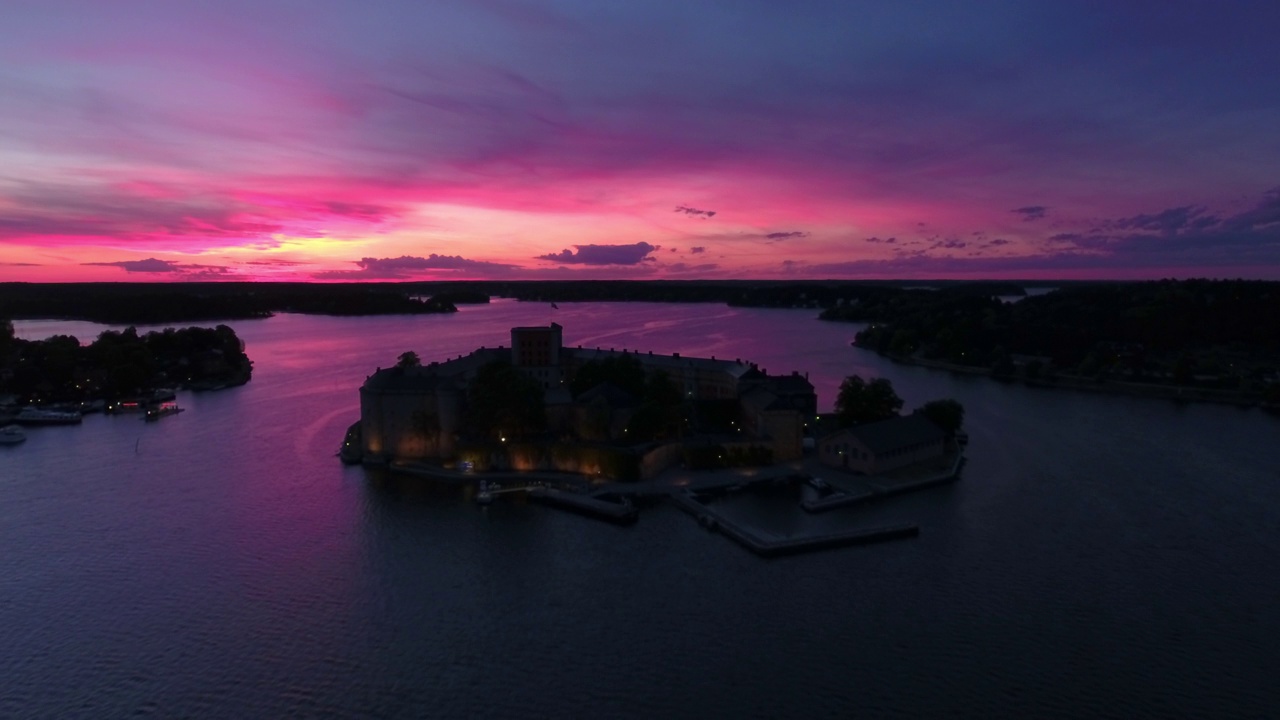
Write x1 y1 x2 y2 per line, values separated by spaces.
346 323 966 555
0 320 252 424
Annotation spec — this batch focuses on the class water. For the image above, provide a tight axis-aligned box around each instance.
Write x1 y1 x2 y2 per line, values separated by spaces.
4 300 1279 718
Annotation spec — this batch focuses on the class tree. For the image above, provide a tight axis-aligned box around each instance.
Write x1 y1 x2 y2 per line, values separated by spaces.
570 355 646 398
916 399 965 435
397 351 421 368
835 374 903 427
465 360 545 441
627 370 686 440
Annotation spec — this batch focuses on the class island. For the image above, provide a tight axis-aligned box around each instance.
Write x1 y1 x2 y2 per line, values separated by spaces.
350 322 815 478
344 323 967 554
0 320 252 423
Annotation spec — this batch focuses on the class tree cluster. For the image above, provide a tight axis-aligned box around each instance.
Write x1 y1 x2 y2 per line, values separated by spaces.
0 324 252 404
834 373 965 436
464 360 546 442
0 282 459 324
830 280 1280 393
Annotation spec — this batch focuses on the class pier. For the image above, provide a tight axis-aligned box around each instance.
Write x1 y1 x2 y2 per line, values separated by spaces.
667 490 918 557
528 487 639 525
803 452 966 513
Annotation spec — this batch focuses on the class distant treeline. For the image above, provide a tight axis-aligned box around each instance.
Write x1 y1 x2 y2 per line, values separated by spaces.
822 279 1280 395
0 283 460 324
0 280 1039 323
395 279 1030 308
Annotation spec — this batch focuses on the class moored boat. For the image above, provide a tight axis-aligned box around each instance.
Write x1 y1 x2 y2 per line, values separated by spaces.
0 424 25 444
106 399 147 414
143 402 185 422
15 407 83 425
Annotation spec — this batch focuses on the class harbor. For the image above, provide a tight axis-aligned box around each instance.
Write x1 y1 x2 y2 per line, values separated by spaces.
378 443 965 556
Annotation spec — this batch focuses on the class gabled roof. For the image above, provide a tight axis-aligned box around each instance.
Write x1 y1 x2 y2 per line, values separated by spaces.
740 387 779 412
762 373 815 395
826 414 944 454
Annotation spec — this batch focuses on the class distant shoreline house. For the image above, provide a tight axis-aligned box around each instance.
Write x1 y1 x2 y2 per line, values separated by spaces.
359 323 816 473
818 414 945 475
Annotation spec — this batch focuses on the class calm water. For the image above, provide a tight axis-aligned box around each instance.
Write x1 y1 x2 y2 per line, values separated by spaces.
4 300 1279 718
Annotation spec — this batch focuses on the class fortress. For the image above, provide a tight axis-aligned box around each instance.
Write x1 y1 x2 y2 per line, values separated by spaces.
358 323 816 477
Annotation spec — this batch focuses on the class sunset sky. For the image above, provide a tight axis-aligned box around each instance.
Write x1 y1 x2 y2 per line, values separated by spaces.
2 1 1279 282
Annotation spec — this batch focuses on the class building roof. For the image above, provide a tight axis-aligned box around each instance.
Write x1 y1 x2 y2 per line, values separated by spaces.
362 348 505 393
362 366 448 394
577 382 639 408
567 347 753 379
740 387 779 412
761 372 815 395
828 414 945 454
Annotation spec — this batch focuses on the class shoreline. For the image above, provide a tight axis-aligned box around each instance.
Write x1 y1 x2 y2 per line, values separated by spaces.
864 347 1276 410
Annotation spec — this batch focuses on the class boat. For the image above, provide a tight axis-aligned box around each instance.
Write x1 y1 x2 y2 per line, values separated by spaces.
143 402 185 422
106 399 147 414
15 407 83 425
79 399 106 414
0 424 25 445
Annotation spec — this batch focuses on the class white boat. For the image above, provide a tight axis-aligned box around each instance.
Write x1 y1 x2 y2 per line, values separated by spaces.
0 424 25 445
15 407 83 425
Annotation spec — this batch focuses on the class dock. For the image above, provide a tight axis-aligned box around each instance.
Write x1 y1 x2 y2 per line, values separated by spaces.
803 452 966 513
667 491 917 557
528 487 639 525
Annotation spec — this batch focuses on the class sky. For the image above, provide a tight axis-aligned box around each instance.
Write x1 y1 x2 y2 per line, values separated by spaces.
2 1 1279 283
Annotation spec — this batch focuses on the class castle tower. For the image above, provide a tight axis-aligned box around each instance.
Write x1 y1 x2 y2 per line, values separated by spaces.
510 323 563 389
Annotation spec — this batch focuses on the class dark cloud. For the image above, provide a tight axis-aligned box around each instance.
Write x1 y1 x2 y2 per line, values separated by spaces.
81 258 238 276
314 254 518 279
322 201 394 222
675 205 716 219
864 236 897 244
1037 193 1280 267
0 183 283 245
1112 205 1219 234
536 242 659 266
82 258 185 273
984 238 1011 247
690 246 706 254
0 261 41 266
929 238 967 250
765 231 807 240
0 180 398 251
1012 206 1047 221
